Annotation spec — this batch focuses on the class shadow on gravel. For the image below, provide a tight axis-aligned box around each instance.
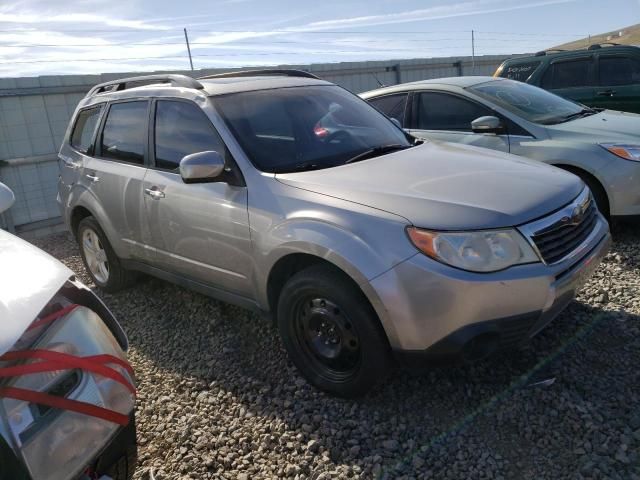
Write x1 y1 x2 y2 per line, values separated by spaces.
32 230 640 480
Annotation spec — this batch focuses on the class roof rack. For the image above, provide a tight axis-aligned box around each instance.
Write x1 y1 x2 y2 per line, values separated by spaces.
86 74 204 97
588 42 620 50
534 48 566 56
198 69 320 80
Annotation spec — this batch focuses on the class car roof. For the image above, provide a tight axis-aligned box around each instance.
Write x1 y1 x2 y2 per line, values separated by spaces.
502 44 640 65
360 76 496 98
83 74 332 105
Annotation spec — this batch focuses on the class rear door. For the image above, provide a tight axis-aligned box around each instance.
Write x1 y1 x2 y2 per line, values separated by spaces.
593 54 640 113
539 56 596 106
85 100 153 261
406 91 510 152
142 99 253 296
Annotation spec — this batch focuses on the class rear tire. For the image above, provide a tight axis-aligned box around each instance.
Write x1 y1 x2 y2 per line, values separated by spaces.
77 216 135 292
277 264 392 398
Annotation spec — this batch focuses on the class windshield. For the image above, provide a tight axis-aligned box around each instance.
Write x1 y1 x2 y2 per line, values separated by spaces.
213 85 411 173
468 79 588 125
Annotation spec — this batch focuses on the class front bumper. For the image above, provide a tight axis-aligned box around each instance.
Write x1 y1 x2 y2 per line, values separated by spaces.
370 218 611 358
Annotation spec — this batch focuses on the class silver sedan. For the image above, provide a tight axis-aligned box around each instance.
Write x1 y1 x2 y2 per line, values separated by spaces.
361 76 640 220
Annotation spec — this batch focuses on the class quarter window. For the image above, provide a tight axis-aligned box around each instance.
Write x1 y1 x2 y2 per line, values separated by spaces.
154 101 226 170
599 56 640 86
100 101 148 165
541 58 593 89
70 106 102 153
368 93 409 126
417 92 491 131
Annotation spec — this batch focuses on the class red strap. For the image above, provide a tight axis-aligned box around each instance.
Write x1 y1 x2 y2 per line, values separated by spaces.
0 387 130 426
0 350 135 395
27 304 79 331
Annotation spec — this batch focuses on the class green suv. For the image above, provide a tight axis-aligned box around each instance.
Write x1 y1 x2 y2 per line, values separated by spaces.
494 44 640 113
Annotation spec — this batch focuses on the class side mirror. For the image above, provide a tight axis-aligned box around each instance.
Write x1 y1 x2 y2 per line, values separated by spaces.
471 116 504 134
179 151 225 184
389 117 402 129
0 182 15 214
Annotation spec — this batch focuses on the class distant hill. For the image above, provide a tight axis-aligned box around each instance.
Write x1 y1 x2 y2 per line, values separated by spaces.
551 23 640 51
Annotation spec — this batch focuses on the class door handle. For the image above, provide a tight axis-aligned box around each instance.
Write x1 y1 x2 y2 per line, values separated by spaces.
596 89 616 96
85 173 100 183
144 187 165 199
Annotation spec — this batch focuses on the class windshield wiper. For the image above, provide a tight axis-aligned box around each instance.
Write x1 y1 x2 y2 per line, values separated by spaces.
344 144 411 165
556 108 598 123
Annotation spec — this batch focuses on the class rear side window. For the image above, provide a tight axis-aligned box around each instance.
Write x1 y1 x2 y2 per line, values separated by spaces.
100 101 148 165
541 58 593 89
70 106 102 153
599 56 640 86
154 101 226 170
499 61 541 82
368 93 409 126
417 92 491 131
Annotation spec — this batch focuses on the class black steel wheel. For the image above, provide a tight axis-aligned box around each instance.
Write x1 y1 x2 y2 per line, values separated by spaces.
277 264 392 397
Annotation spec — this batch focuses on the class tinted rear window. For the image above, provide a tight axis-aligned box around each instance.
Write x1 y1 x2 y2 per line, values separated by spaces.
100 101 148 165
498 61 541 82
368 93 409 126
599 56 640 86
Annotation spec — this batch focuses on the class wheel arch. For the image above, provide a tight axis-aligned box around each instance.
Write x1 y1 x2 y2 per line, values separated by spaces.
264 250 398 346
552 163 610 216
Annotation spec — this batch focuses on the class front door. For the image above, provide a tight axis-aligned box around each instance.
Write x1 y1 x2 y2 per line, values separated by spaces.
142 99 253 297
406 91 510 153
592 54 640 113
540 56 597 107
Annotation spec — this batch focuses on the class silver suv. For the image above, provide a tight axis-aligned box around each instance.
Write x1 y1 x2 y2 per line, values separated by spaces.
58 70 611 397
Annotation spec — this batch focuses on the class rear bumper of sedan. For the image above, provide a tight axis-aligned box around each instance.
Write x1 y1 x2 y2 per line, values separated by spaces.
370 218 611 362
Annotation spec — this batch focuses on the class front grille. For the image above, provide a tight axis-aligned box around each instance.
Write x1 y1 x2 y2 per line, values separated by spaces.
531 199 598 264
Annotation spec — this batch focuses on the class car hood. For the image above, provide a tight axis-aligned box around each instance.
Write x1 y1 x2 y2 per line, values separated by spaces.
548 110 640 142
276 141 583 230
0 229 71 355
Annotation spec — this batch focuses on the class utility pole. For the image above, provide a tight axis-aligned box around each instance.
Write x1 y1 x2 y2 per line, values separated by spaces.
471 30 476 74
184 27 194 71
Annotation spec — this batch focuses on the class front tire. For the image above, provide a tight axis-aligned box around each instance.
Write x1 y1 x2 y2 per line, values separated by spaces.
277 264 392 397
77 216 134 292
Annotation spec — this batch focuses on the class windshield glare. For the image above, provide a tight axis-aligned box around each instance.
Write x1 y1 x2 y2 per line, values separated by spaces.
468 80 585 125
213 85 410 173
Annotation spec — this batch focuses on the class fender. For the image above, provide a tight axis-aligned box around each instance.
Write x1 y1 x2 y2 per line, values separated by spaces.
254 217 417 347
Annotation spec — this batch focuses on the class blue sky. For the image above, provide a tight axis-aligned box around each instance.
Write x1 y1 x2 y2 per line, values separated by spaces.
0 0 638 77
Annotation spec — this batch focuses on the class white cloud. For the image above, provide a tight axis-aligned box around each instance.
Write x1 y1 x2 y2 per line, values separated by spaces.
307 0 578 29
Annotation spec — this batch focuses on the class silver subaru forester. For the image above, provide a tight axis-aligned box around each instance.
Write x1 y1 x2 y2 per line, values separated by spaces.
57 70 611 397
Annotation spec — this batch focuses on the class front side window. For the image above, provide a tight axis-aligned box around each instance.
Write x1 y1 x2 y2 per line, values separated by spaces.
154 101 226 170
470 79 585 125
417 92 491 131
599 56 640 86
70 106 102 153
213 85 410 173
541 58 593 89
100 101 148 165
368 93 409 126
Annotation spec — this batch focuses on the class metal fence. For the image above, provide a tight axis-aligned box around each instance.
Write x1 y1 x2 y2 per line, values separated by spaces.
0 53 516 232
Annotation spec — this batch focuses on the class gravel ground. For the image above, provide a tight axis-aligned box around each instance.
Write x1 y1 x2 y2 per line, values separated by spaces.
32 224 640 480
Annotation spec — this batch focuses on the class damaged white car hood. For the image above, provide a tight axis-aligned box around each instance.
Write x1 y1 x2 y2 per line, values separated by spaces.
0 229 71 354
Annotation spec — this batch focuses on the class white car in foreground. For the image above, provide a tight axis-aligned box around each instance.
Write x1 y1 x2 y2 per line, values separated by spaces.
0 182 137 480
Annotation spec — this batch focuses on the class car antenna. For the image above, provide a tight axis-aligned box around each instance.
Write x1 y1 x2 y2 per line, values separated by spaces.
371 72 385 88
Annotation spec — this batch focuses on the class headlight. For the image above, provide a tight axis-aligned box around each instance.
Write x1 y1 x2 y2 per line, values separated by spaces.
406 227 539 272
1 303 135 480
600 143 640 162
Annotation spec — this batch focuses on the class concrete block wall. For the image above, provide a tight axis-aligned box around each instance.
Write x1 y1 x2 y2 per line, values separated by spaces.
0 53 519 232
